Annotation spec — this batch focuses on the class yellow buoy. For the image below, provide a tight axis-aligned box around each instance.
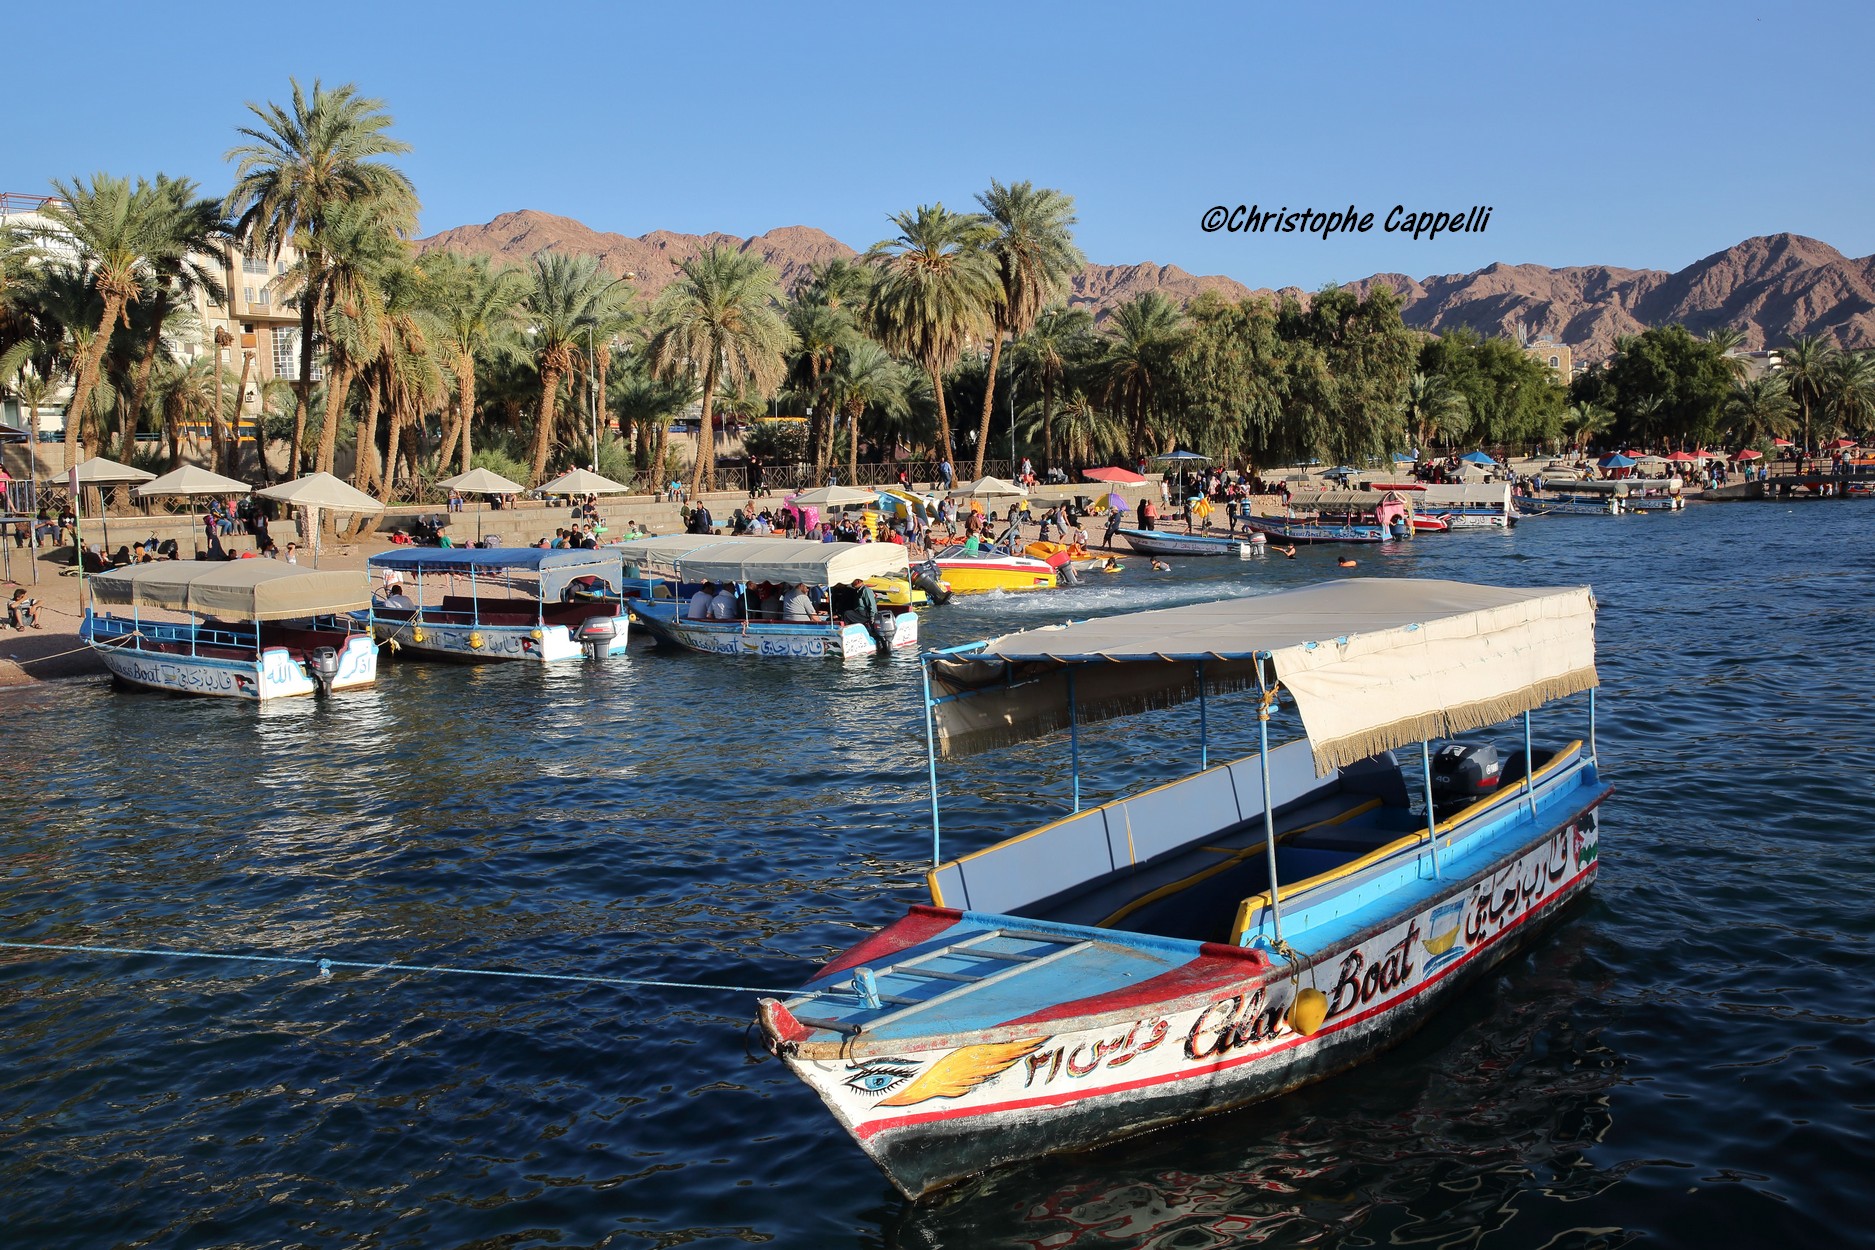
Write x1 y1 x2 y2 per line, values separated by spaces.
468 631 485 650
411 628 425 644
530 628 544 641
1287 988 1328 1036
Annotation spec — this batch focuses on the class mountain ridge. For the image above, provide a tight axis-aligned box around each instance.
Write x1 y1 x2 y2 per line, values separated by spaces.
416 210 1875 360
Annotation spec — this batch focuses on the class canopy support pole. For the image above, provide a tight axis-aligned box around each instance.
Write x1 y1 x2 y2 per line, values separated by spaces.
922 658 942 867
1257 678 1283 944
1588 688 1597 761
470 567 479 626
1420 739 1443 880
1069 668 1082 813
1197 660 1208 771
1524 710 1537 819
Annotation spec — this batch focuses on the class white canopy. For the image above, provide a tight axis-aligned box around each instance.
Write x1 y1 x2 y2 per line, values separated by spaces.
72 456 155 486
929 578 1598 772
1411 483 1513 510
624 534 910 585
951 476 1027 499
135 465 251 498
256 472 385 513
790 485 877 507
436 467 526 495
536 467 633 495
90 560 371 621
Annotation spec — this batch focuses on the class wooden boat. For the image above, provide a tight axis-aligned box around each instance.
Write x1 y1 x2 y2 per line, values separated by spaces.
757 578 1609 1198
1529 478 1683 515
620 534 919 658
1116 528 1253 558
367 548 630 663
928 547 1058 594
82 561 377 700
1372 483 1519 529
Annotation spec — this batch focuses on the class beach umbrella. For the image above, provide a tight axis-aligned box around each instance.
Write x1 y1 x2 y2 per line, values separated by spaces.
1772 438 1793 447
1598 453 1636 468
436 466 526 495
1665 451 1698 463
1734 449 1763 460
1391 452 1417 463
134 464 251 498
951 475 1027 499
256 472 386 566
1459 450 1498 466
1826 437 1859 450
537 467 633 496
1081 466 1147 484
69 456 156 557
1323 466 1358 478
789 484 877 508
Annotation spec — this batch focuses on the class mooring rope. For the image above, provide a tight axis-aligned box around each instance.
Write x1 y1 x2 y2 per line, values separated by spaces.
0 940 843 1001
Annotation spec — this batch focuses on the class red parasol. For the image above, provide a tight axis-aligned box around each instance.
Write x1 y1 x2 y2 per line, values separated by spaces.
1666 451 1698 462
1082 467 1148 484
1733 449 1763 460
1772 438 1794 447
1826 437 1859 449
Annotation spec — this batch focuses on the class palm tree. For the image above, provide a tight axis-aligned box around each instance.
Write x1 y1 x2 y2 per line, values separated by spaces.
1047 390 1125 466
1096 292 1185 459
26 174 167 465
1563 401 1615 451
288 200 405 473
612 371 696 484
1010 304 1093 471
865 204 998 463
1778 335 1838 452
124 176 226 462
516 252 625 484
1720 375 1796 448
786 296 853 476
1706 326 1750 381
644 246 793 497
971 181 1085 475
827 339 911 486
1404 371 1471 451
225 78 418 476
1821 351 1875 442
418 251 524 475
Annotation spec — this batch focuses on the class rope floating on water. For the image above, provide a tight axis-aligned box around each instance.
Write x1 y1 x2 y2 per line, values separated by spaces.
0 940 840 1000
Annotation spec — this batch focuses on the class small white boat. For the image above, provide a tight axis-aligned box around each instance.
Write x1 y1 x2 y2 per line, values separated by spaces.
1117 528 1252 558
620 535 920 658
82 561 377 700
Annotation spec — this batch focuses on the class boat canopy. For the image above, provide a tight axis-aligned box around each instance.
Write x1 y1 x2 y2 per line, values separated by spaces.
368 547 626 601
91 560 371 621
1290 489 1412 512
929 578 1597 772
1405 483 1512 508
623 535 910 585
1555 477 1680 496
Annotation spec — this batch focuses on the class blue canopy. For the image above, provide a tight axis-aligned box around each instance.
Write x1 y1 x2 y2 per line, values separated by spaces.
1151 450 1211 462
1598 453 1636 467
1391 452 1417 463
369 546 625 602
1323 465 1358 477
1460 451 1498 465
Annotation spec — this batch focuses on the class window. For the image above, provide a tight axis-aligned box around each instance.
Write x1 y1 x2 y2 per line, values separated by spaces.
255 286 270 307
243 254 269 275
273 328 296 377
1549 355 1560 368
243 286 256 306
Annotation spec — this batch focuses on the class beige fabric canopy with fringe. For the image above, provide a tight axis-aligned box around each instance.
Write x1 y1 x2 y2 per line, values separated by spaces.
928 578 1598 772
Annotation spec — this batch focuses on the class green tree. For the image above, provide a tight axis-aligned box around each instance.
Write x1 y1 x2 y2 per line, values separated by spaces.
644 245 793 497
1821 350 1875 442
1403 371 1471 451
28 174 166 465
971 180 1085 476
1583 325 1730 450
516 252 628 484
785 296 853 476
1772 335 1836 452
418 251 525 475
1011 303 1095 469
827 338 912 486
225 77 417 476
865 204 998 462
1719 375 1796 448
122 176 226 462
1097 291 1185 459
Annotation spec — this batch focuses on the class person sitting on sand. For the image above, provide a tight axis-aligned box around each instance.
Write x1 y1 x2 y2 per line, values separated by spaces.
8 589 41 629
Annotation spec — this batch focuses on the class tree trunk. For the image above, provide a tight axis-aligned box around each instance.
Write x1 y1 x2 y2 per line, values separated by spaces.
230 352 253 476
593 343 612 468
973 332 1003 478
846 401 860 487
380 403 406 502
63 294 125 466
688 356 720 499
927 358 953 469
531 362 562 484
651 412 669 488
126 290 171 460
289 297 315 479
207 348 224 473
1041 374 1056 471
352 370 384 493
315 365 352 475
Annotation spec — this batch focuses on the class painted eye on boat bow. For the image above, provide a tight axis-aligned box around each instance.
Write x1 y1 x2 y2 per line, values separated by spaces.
843 1060 918 1096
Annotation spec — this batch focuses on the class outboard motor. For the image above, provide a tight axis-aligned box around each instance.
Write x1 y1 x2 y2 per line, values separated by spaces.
1429 742 1502 817
912 559 953 605
308 646 341 695
576 615 619 659
867 609 899 652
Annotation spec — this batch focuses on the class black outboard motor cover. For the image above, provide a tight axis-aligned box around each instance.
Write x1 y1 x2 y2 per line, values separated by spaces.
576 615 618 658
1430 742 1501 813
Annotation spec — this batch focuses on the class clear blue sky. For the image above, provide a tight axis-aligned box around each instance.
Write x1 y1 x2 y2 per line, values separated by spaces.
7 0 1871 290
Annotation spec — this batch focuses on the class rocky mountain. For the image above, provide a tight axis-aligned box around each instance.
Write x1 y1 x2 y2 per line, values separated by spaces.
416 211 1875 360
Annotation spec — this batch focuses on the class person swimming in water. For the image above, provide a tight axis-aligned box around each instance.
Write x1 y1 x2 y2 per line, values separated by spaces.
1337 557 1358 568
1276 544 1298 559
1151 559 1171 571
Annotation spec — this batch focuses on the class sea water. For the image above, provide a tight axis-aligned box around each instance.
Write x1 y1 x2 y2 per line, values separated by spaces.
2 501 1871 1248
